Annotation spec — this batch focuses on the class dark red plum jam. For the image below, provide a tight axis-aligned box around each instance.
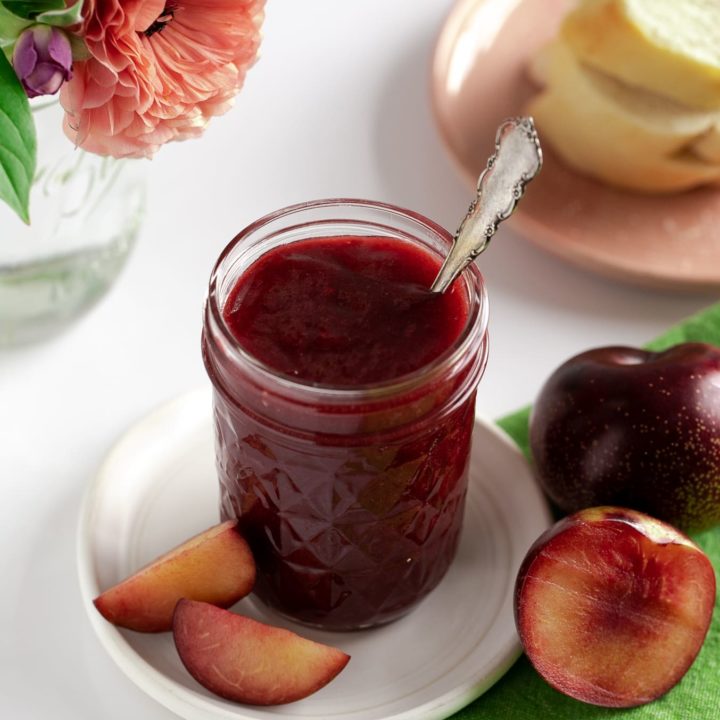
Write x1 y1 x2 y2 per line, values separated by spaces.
203 202 488 630
223 236 468 385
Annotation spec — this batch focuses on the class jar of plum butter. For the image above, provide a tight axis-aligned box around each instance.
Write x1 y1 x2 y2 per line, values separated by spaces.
202 199 488 630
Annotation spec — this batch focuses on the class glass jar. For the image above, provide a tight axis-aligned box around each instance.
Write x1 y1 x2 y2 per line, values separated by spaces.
0 100 146 346
202 199 489 630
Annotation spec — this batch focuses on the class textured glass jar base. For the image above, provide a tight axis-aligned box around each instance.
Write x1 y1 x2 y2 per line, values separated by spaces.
240 531 464 632
216 390 476 631
0 101 146 347
249 573 448 632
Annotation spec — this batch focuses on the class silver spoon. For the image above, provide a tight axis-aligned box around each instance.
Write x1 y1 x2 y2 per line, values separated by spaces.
431 117 543 293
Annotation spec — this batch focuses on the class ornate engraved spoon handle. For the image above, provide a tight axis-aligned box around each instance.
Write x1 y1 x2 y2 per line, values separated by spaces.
431 117 543 293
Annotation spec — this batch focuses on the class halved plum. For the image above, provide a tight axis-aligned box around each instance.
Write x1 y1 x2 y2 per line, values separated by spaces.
514 507 716 707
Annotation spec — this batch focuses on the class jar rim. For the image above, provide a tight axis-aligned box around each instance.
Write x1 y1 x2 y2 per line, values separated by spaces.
206 198 489 403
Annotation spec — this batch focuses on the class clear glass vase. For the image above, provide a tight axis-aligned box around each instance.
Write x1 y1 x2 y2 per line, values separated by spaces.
0 100 147 346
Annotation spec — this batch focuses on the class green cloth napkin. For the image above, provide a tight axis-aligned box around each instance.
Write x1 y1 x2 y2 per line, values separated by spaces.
453 302 720 720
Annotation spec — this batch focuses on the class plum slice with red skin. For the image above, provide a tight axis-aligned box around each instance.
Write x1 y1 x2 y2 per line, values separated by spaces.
173 599 350 705
94 521 255 632
514 507 716 708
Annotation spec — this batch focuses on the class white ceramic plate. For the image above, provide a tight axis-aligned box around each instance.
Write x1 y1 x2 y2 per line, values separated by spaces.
77 389 551 720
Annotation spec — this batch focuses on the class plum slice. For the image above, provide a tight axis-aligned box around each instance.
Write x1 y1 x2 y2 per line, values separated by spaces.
173 599 350 705
514 507 716 707
94 521 255 632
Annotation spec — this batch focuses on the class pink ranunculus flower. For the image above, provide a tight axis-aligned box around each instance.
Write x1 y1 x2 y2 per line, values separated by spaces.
60 0 265 158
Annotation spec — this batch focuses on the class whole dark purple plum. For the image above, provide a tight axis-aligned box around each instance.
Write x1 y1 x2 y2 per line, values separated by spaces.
529 343 720 533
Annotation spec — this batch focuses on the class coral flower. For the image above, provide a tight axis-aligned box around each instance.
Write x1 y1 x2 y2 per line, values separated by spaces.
61 0 264 158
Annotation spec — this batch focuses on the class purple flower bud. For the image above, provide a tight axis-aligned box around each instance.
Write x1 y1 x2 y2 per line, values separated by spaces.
12 25 73 99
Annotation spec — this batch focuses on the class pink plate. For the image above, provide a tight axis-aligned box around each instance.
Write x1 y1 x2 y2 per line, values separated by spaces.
431 0 720 291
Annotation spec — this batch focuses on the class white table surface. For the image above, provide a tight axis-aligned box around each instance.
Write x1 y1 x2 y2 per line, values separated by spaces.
0 1 715 718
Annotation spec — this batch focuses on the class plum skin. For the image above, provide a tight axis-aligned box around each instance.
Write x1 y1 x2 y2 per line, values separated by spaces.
529 343 720 533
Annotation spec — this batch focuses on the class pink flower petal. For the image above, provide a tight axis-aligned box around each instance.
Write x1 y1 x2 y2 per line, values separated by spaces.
12 30 38 80
133 0 166 32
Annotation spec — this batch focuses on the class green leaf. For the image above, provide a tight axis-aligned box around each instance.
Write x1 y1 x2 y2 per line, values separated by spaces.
0 3 31 46
68 32 89 59
36 1 83 27
1 0 65 21
0 50 36 223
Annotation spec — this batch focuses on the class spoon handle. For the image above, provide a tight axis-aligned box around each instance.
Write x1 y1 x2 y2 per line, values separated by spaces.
431 117 543 293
